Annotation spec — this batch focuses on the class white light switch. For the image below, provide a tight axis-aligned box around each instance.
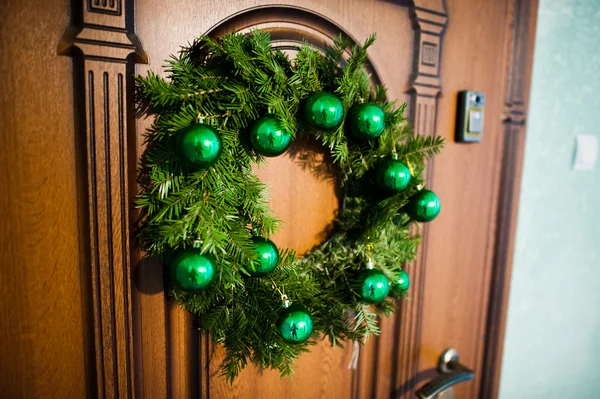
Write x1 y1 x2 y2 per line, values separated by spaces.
574 134 598 170
468 109 483 133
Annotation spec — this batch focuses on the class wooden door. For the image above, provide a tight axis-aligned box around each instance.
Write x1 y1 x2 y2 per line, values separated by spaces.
130 1 536 397
0 0 536 397
134 2 415 397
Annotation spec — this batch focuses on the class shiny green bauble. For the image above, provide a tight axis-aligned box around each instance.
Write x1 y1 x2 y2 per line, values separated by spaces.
406 190 441 222
359 269 390 304
376 158 412 193
246 236 280 277
277 304 314 344
249 115 292 157
170 249 217 292
177 124 223 168
304 92 344 130
391 269 410 294
348 103 386 139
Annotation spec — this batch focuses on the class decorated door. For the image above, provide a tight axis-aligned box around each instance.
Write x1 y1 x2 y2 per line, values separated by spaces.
133 2 449 397
0 0 536 398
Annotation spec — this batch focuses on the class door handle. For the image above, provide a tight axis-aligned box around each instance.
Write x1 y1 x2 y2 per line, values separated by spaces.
415 348 475 399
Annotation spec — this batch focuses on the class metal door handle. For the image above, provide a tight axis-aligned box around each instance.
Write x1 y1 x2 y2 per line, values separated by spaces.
415 348 475 399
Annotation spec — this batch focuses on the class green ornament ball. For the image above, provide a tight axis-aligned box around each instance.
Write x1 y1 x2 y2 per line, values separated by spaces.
177 123 223 168
277 304 314 344
359 269 390 304
249 115 292 157
304 92 344 130
170 248 216 292
376 158 412 193
392 269 410 294
348 103 386 139
406 190 441 222
247 236 280 277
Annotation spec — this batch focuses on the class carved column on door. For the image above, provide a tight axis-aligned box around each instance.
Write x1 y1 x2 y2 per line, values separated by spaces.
59 1 147 397
393 1 448 398
409 2 447 141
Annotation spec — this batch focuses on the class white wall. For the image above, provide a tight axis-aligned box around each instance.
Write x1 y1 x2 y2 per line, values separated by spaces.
499 1 600 398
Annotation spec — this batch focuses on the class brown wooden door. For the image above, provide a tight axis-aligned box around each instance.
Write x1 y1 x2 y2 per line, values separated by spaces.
134 2 415 396
131 1 536 398
0 0 536 398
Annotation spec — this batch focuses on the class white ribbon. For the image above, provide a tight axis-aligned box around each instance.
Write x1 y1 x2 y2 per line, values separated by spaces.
347 340 360 370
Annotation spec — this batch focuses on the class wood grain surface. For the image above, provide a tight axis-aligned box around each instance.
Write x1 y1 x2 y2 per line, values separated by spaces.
392 3 448 398
134 1 413 397
0 0 537 397
56 0 147 395
0 0 90 397
132 0 538 398
480 0 539 397
417 0 516 397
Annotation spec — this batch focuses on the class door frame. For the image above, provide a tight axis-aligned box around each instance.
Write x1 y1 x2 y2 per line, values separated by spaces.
479 0 538 397
58 0 538 397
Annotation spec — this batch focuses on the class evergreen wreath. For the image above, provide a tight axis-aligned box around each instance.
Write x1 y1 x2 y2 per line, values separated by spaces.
135 30 443 381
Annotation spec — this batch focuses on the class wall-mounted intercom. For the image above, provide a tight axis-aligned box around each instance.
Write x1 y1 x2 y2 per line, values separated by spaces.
456 91 485 143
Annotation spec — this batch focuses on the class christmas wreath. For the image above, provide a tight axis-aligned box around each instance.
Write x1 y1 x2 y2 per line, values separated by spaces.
136 31 443 381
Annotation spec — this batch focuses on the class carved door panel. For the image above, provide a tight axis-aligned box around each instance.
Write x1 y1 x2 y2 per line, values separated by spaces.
133 2 444 398
54 0 537 398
